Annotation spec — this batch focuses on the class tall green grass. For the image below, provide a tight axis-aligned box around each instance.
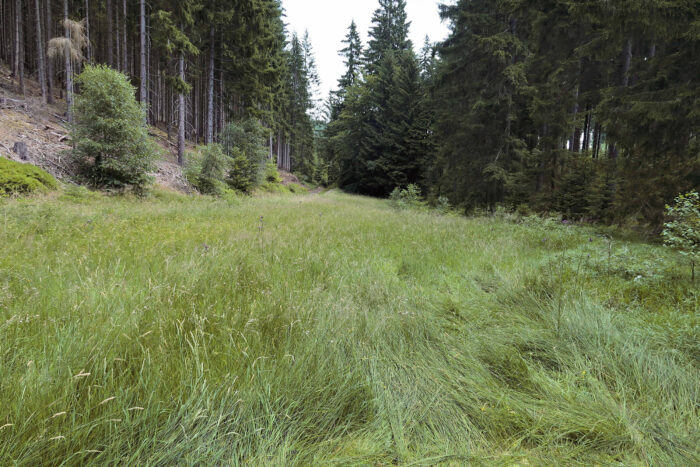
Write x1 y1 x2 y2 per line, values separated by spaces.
0 191 697 465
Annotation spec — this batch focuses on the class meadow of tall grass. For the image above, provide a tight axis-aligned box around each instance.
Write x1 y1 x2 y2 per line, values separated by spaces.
0 189 697 465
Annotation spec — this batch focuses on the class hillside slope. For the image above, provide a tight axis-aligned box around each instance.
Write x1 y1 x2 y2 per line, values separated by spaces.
0 66 189 192
0 191 697 465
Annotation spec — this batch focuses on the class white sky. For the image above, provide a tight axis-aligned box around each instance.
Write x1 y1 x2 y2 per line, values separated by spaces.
282 0 450 100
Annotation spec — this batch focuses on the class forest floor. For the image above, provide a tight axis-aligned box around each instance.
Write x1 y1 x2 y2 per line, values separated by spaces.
0 189 698 465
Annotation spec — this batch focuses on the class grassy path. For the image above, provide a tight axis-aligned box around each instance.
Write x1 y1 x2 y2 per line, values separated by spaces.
0 190 698 465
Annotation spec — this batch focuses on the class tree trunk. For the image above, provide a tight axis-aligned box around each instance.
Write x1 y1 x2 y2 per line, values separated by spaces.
45 0 53 103
106 0 113 66
219 35 224 134
115 2 120 69
581 108 591 152
277 132 282 168
84 0 90 62
206 26 215 145
621 38 632 88
609 39 632 160
11 0 18 77
34 0 47 102
177 51 186 165
15 0 25 94
139 0 146 104
63 0 73 121
122 0 127 72
146 10 151 121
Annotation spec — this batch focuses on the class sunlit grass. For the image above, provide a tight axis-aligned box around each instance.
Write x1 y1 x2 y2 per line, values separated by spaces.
0 190 697 465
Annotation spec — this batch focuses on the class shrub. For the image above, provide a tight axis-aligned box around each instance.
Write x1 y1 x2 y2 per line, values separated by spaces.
196 144 228 195
220 119 268 185
227 152 257 194
287 183 307 194
72 65 156 191
0 157 58 195
436 196 451 214
662 191 700 281
389 184 424 210
264 162 282 183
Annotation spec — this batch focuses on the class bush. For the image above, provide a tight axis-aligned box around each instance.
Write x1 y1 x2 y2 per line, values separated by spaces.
264 162 282 183
196 144 228 195
72 65 156 191
227 152 257 194
0 157 58 195
389 184 424 210
662 191 700 281
287 183 307 194
220 119 269 184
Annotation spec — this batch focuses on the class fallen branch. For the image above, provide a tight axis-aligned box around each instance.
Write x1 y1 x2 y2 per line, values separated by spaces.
51 113 68 124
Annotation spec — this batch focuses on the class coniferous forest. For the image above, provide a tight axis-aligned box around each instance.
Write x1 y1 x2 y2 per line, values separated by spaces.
325 0 700 227
0 0 317 173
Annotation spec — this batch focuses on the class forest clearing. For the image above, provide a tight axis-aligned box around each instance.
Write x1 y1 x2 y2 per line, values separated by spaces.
0 191 698 464
1 0 700 463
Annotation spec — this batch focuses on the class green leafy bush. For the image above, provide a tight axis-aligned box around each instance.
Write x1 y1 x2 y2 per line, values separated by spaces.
389 184 424 210
264 162 282 183
436 196 451 214
287 183 308 194
0 157 58 195
72 65 156 191
196 144 228 195
221 119 268 183
662 191 700 281
227 152 257 194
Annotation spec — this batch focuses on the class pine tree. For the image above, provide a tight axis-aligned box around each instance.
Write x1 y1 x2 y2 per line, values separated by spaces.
333 0 429 196
364 0 411 74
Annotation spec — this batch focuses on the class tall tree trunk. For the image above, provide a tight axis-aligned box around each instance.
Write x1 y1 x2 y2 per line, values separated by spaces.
84 0 90 62
571 61 581 153
15 0 25 94
34 0 47 102
610 38 632 160
106 0 113 66
621 38 632 88
122 0 127 72
45 0 53 103
139 0 146 104
582 108 591 152
115 3 120 69
277 131 282 168
1 0 7 66
192 73 198 141
177 51 185 165
63 0 72 121
206 26 215 144
11 0 17 77
146 11 151 121
219 35 224 134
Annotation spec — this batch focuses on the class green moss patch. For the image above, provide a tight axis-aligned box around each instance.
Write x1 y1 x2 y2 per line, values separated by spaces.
0 157 59 196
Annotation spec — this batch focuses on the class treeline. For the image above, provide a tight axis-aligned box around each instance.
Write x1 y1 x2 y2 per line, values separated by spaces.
323 0 700 226
0 0 319 174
